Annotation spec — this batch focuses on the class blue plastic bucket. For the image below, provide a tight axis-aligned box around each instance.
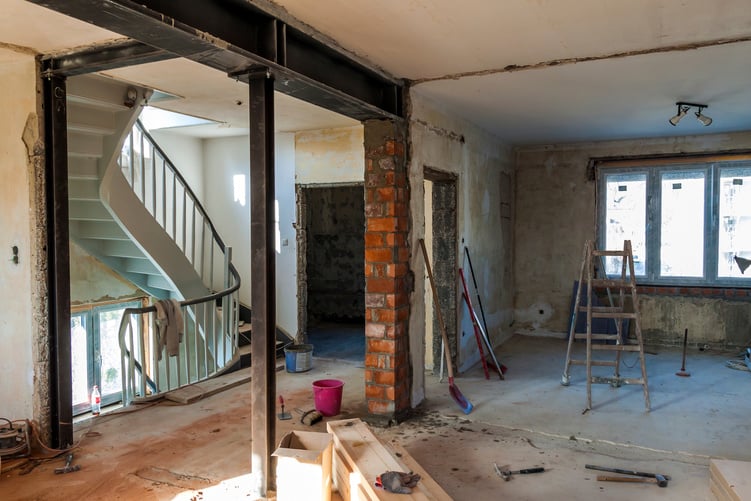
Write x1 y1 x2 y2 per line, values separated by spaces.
284 344 313 373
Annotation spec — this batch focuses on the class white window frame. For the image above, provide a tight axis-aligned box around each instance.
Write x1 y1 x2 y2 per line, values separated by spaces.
596 156 751 287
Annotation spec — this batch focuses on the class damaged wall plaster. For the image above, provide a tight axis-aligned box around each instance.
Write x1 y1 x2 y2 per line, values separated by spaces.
514 131 751 346
69 242 145 305
1 48 41 427
408 90 515 403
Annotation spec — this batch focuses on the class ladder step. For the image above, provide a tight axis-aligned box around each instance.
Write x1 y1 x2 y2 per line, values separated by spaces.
591 344 642 352
569 359 618 367
591 312 637 319
590 278 634 288
591 376 645 386
573 333 620 341
591 250 629 257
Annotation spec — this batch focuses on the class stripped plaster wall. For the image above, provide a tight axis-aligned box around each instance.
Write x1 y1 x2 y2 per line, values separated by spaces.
69 242 144 305
514 132 751 347
295 126 364 184
0 47 40 422
408 91 514 404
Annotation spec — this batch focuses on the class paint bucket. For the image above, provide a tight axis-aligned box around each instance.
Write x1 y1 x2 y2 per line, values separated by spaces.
312 379 344 417
284 344 313 373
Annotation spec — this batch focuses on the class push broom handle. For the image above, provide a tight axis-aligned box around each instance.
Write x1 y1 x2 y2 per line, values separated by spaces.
419 239 455 381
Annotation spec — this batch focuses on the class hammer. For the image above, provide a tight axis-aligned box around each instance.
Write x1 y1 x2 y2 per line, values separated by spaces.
54 453 81 474
494 463 545 481
597 475 668 488
586 464 669 487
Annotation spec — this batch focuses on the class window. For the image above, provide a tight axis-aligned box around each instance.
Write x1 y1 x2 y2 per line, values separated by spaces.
598 157 751 286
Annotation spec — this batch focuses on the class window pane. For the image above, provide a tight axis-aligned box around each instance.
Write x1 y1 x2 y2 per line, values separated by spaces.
71 314 90 410
718 167 751 278
660 171 705 277
603 173 646 275
98 308 124 398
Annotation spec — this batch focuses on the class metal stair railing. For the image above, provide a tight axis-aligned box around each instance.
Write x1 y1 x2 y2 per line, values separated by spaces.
117 120 242 404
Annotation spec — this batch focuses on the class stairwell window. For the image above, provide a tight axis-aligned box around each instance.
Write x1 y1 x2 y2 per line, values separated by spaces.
597 156 751 286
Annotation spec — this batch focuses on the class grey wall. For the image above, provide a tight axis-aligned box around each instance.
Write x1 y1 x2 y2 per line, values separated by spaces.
514 132 751 347
304 185 365 323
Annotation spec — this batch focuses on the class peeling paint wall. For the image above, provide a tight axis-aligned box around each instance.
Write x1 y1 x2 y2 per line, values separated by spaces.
0 48 38 421
515 132 751 346
408 91 514 404
69 242 144 305
295 126 364 184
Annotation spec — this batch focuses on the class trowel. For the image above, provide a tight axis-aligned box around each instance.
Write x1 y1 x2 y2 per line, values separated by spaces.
277 395 292 420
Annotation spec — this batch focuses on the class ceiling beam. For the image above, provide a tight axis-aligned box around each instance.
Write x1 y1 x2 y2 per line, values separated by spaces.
28 0 404 121
41 39 176 78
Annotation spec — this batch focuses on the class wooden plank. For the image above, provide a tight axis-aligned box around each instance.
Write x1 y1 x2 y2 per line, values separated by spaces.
164 367 250 404
327 419 445 501
386 443 452 501
710 459 751 501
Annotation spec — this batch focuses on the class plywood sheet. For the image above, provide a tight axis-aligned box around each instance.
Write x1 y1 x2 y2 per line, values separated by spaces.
164 367 250 404
710 459 751 501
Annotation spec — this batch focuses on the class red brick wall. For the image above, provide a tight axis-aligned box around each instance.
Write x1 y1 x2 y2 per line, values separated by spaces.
363 119 410 421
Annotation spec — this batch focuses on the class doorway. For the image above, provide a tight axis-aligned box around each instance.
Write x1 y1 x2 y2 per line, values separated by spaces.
424 169 458 373
297 184 365 362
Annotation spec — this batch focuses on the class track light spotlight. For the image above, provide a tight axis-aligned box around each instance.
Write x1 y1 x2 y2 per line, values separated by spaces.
669 105 689 126
669 102 712 127
695 109 713 126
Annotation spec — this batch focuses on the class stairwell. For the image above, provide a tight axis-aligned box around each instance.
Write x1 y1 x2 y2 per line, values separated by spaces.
66 74 241 402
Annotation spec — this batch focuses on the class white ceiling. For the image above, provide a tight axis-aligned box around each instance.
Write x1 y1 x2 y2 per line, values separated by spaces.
4 0 751 145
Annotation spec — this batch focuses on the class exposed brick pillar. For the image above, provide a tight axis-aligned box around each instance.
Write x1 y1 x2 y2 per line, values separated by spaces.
363 119 410 423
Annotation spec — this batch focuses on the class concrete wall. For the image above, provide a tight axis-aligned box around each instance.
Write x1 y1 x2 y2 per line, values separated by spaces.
0 48 37 420
514 132 751 347
408 91 515 404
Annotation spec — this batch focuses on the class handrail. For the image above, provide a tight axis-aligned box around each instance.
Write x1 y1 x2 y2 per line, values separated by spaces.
117 118 243 404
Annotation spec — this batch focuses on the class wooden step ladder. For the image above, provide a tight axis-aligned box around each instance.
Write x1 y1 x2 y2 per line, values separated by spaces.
561 239 651 411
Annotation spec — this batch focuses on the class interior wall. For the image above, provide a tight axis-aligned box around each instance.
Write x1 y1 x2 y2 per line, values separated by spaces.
295 126 364 184
69 242 144 305
202 133 298 337
408 91 515 405
149 130 205 204
514 132 751 347
0 47 37 421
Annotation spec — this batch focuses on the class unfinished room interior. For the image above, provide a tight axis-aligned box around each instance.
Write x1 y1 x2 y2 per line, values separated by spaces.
4 0 751 499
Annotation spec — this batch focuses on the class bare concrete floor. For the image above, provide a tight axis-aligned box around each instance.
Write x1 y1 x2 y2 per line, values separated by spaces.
2 334 748 500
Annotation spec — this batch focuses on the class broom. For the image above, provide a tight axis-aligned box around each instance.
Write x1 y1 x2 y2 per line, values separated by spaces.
419 239 473 414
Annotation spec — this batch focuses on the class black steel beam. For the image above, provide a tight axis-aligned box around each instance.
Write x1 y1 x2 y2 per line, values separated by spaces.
28 0 403 121
42 71 73 448
41 39 176 78
248 68 276 497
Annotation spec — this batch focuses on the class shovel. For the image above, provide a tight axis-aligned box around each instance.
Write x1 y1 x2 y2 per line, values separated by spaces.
278 395 292 420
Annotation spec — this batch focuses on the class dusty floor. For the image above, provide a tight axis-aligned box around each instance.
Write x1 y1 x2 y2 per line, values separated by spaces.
2 334 749 500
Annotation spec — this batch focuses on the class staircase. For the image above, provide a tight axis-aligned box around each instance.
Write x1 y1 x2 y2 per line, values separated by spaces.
66 74 241 403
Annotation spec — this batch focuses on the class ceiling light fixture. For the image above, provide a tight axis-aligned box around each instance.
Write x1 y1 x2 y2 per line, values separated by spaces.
669 102 712 127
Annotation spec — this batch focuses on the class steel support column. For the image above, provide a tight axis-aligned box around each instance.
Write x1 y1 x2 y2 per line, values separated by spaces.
248 68 276 498
42 73 73 448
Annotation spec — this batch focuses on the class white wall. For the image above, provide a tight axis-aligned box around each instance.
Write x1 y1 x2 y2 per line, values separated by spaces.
0 48 36 420
149 131 205 204
408 91 514 404
202 133 299 338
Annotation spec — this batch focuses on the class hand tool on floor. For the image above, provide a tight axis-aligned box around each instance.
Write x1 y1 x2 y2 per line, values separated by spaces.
676 328 691 377
494 463 545 481
585 464 670 484
420 238 473 414
54 453 80 474
294 407 323 426
277 395 291 420
596 474 668 487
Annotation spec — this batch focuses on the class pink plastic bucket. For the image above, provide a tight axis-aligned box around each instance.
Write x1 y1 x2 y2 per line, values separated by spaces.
312 379 345 417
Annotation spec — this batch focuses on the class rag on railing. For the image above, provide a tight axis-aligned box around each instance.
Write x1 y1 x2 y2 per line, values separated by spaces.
154 298 184 359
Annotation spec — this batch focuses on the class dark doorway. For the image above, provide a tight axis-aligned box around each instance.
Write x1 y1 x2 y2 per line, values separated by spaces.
298 184 365 362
